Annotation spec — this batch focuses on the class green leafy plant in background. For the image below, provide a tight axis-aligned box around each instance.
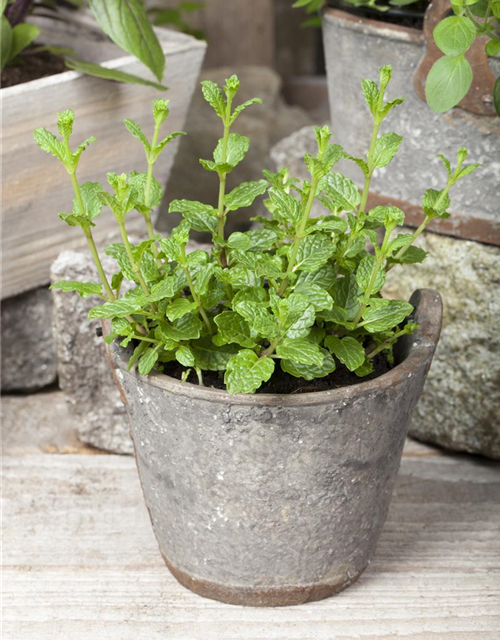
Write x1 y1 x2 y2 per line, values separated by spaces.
35 68 479 394
1 0 203 89
295 0 500 116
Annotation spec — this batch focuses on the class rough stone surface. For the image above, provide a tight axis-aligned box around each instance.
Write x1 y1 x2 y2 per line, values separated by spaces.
107 290 441 606
1 287 57 392
51 250 133 455
271 127 500 460
158 66 312 238
322 11 500 233
384 232 500 460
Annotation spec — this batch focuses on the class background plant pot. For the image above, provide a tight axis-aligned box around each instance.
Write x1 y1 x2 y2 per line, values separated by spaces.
1 10 206 300
105 289 442 606
321 4 500 246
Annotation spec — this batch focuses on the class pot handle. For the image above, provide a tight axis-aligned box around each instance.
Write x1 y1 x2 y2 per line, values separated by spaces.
413 0 496 116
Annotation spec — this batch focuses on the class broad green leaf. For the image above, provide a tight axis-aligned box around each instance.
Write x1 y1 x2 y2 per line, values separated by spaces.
128 171 163 212
390 245 427 264
321 172 361 211
227 232 252 250
65 58 167 91
200 80 226 119
10 23 40 60
231 287 268 308
254 254 285 279
245 228 279 251
88 298 141 318
233 300 280 339
362 79 380 116
433 16 476 56
276 338 323 367
224 180 267 211
72 137 96 165
74 182 104 219
425 54 473 113
214 132 249 168
281 348 335 380
138 347 159 375
214 311 257 348
269 188 302 226
176 345 195 367
356 254 385 294
296 263 336 290
58 212 92 232
325 336 365 372
305 215 347 235
333 274 362 321
33 128 66 163
224 349 275 394
276 293 316 339
343 152 369 176
1 16 12 70
162 313 203 341
154 131 185 156
422 188 451 218
361 299 413 333
388 233 414 254
194 264 215 296
88 0 165 82
166 298 197 321
192 337 239 371
372 133 402 169
294 283 333 311
168 199 218 234
227 264 260 288
124 119 151 152
294 234 335 273
50 280 103 298
354 359 374 377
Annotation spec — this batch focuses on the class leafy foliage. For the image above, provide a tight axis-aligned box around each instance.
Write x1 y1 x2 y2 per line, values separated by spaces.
36 68 480 394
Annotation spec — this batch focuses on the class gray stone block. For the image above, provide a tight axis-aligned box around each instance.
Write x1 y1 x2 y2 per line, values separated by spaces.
1 287 57 392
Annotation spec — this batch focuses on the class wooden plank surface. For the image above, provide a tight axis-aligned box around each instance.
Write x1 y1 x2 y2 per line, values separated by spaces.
3 447 499 640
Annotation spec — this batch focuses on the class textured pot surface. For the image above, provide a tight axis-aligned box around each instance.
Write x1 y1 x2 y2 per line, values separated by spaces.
108 289 442 606
322 8 500 246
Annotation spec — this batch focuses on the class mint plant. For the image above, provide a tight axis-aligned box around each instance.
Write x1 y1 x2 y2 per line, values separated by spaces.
36 67 479 394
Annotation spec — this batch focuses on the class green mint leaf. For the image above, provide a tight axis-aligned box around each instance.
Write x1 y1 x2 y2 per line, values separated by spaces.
58 212 93 232
361 299 413 333
333 274 362 321
354 359 374 377
294 234 336 273
74 182 104 219
200 80 226 119
176 345 195 367
192 337 239 371
254 255 285 279
356 254 386 294
276 338 324 367
304 216 347 235
389 245 427 264
296 263 336 290
224 74 240 100
372 132 402 169
437 153 452 178
193 264 215 296
129 171 163 212
233 300 280 339
33 128 66 163
227 232 252 250
138 347 159 375
422 188 451 218
362 79 380 116
388 233 414 254
343 152 369 176
368 205 405 229
213 311 257 348
268 188 302 227
153 98 170 125
9 23 40 60
320 172 361 211
425 54 473 113
281 348 335 380
88 298 142 319
57 109 75 139
88 0 165 82
224 350 275 395
224 180 267 211
276 293 316 339
214 133 249 168
230 97 262 124
324 336 365 372
379 64 392 93
72 137 96 166
168 199 218 234
162 313 203 341
166 298 198 321
227 265 261 289
124 118 151 153
433 16 476 56
294 283 333 311
244 228 279 251
154 131 185 156
50 280 103 298
127 341 148 372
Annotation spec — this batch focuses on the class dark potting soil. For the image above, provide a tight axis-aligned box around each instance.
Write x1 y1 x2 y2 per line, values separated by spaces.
1 48 67 88
326 0 426 30
160 354 392 395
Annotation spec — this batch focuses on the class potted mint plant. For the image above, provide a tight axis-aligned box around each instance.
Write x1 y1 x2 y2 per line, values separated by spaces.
36 67 478 606
1 0 206 300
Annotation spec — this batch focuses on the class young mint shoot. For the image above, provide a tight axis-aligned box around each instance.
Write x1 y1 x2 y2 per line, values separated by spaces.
36 67 480 394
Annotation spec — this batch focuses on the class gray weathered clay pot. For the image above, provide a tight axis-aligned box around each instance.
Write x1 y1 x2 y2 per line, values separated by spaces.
107 289 442 606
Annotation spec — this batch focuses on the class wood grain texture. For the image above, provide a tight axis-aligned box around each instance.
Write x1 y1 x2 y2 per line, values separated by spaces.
1 14 206 299
3 447 499 639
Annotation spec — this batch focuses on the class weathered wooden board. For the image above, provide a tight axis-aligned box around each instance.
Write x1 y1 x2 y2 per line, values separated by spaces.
3 446 499 639
1 13 206 299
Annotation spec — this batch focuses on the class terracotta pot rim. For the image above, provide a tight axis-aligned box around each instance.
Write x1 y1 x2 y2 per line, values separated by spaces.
109 288 443 408
322 5 424 44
